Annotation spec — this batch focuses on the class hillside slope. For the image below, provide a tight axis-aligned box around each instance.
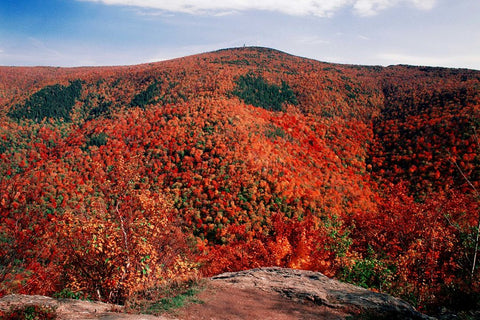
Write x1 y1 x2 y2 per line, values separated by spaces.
0 47 479 314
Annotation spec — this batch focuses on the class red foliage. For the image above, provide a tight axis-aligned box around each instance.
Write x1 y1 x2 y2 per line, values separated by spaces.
0 47 478 311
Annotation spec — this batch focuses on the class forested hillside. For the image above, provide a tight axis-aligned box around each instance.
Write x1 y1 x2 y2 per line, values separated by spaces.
0 47 478 314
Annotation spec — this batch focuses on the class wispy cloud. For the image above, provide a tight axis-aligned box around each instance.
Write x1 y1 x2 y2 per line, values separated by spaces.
353 0 436 16
129 8 174 17
77 0 437 17
28 37 65 58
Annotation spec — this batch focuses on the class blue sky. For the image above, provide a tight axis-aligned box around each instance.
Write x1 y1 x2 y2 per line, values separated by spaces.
1 0 479 69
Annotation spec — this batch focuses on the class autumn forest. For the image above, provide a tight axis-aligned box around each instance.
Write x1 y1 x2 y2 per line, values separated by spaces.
0 47 479 314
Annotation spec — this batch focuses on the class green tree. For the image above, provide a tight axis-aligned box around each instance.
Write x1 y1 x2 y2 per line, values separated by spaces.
8 80 82 122
232 73 298 111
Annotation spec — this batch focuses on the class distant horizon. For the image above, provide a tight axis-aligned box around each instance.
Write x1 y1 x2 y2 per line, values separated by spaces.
1 46 479 72
1 0 479 70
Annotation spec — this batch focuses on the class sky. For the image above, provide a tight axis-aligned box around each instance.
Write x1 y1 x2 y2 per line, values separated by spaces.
0 0 479 69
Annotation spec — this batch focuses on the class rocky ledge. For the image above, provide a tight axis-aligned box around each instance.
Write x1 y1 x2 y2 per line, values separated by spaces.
211 267 434 319
0 267 434 319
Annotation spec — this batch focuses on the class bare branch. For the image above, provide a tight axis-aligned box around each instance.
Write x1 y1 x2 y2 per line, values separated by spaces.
448 125 480 277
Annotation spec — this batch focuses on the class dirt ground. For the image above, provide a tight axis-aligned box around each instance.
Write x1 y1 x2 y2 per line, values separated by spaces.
0 286 347 320
174 281 347 320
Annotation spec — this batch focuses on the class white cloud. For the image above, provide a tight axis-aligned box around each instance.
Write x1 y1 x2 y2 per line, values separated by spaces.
353 0 436 16
409 0 436 11
77 0 437 17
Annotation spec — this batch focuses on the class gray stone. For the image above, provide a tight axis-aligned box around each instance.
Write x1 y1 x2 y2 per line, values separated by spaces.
212 267 435 320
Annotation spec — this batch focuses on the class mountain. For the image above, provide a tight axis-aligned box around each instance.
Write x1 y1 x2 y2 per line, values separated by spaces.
0 47 479 314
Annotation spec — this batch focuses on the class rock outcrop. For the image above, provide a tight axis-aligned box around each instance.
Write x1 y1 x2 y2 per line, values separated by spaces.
0 267 434 319
210 267 434 320
0 294 166 320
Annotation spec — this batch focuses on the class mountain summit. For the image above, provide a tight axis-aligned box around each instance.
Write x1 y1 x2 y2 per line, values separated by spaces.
0 47 479 315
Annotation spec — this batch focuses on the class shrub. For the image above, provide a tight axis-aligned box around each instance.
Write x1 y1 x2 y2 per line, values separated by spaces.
340 255 394 292
0 304 57 320
125 279 204 315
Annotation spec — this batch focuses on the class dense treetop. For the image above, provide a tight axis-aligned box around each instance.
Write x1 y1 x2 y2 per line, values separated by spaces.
0 47 479 314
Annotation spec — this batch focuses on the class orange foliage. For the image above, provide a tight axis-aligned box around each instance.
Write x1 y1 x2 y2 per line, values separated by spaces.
0 47 478 311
